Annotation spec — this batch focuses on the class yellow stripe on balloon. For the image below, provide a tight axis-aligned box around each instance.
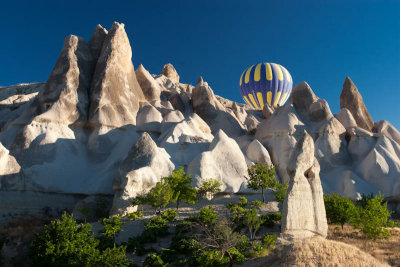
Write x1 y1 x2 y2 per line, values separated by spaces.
245 65 254 84
273 63 283 81
279 92 288 106
265 63 272 81
243 96 253 108
239 70 246 86
248 94 258 109
273 91 282 107
267 91 272 105
256 92 264 109
254 63 262 82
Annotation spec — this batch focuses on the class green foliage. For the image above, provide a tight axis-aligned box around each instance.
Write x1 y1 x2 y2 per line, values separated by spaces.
242 208 262 240
195 206 218 226
197 178 222 200
126 236 146 256
356 193 375 208
352 193 394 239
100 216 126 240
160 208 178 222
246 163 276 202
194 249 230 267
238 197 248 207
273 182 288 203
143 253 166 267
127 211 143 221
324 193 356 229
261 212 282 228
146 180 173 213
250 200 263 209
261 234 277 248
144 216 169 238
29 213 132 266
163 167 198 210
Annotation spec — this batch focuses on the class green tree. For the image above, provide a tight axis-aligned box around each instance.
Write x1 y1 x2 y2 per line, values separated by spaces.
246 163 276 203
146 181 173 213
163 167 198 210
197 179 222 200
100 216 126 242
273 182 288 203
352 193 394 239
324 193 356 229
242 208 262 240
29 213 132 266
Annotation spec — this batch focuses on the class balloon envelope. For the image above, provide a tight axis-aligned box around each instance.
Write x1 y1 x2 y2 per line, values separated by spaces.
239 63 293 109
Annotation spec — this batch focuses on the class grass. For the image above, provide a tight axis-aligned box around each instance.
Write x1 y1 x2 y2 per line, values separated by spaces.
327 224 400 266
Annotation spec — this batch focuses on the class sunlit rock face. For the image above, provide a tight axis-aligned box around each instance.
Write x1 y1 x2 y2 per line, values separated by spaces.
0 21 400 221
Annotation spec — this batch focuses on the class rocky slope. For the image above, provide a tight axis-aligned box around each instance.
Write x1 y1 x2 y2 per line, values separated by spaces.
0 22 400 221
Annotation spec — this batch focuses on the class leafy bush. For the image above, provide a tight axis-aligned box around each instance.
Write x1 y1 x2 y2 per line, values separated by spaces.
194 249 229 267
352 193 394 239
163 167 198 210
143 253 166 267
146 180 173 213
246 163 276 203
196 206 217 226
100 216 126 240
273 182 288 203
261 212 282 228
324 193 356 229
242 208 262 240
127 211 143 221
197 179 222 200
29 213 132 266
250 200 263 209
261 234 277 248
161 208 178 222
144 216 169 238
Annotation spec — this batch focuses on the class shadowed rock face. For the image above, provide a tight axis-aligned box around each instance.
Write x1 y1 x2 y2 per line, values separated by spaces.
340 76 374 131
88 22 145 128
135 64 161 101
281 131 328 240
35 35 95 125
88 24 108 62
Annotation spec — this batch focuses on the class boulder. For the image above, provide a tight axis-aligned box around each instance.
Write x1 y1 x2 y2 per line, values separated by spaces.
88 24 108 61
262 103 274 119
111 133 174 215
340 76 374 131
136 104 163 133
373 120 400 145
245 139 272 166
281 131 328 239
135 64 162 101
0 143 23 190
187 130 247 192
309 99 333 122
88 22 145 128
244 114 260 132
35 35 94 125
231 102 247 124
161 63 180 83
290 82 318 116
335 108 357 129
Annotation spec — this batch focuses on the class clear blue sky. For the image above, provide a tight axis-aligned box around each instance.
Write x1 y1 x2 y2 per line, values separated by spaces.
1 0 399 128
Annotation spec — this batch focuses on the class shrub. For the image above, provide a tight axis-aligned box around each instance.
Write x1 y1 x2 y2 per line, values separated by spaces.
163 167 198 210
246 163 276 203
324 193 356 229
126 236 146 256
146 180 173 213
238 197 248 208
352 193 394 239
196 206 217 226
273 182 288 203
127 211 143 221
29 213 132 266
261 212 282 228
197 179 222 200
242 208 262 240
161 208 178 222
100 216 126 240
194 249 229 267
143 253 166 267
250 200 263 209
144 216 169 238
261 234 277 248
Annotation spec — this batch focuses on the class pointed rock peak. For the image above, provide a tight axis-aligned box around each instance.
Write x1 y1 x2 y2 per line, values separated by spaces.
135 64 161 101
89 24 108 60
137 132 156 146
290 81 318 113
262 103 275 119
197 76 204 85
287 131 315 175
340 76 373 131
161 63 180 83
137 64 145 71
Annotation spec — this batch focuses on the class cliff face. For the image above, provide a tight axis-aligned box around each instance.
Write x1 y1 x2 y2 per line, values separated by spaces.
0 22 400 221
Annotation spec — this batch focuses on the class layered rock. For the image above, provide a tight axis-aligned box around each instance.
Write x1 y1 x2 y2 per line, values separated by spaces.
187 130 247 192
281 132 328 239
88 22 145 128
111 133 174 215
340 76 374 131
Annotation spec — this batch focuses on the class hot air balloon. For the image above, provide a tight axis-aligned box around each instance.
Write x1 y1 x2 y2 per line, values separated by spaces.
239 63 293 109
